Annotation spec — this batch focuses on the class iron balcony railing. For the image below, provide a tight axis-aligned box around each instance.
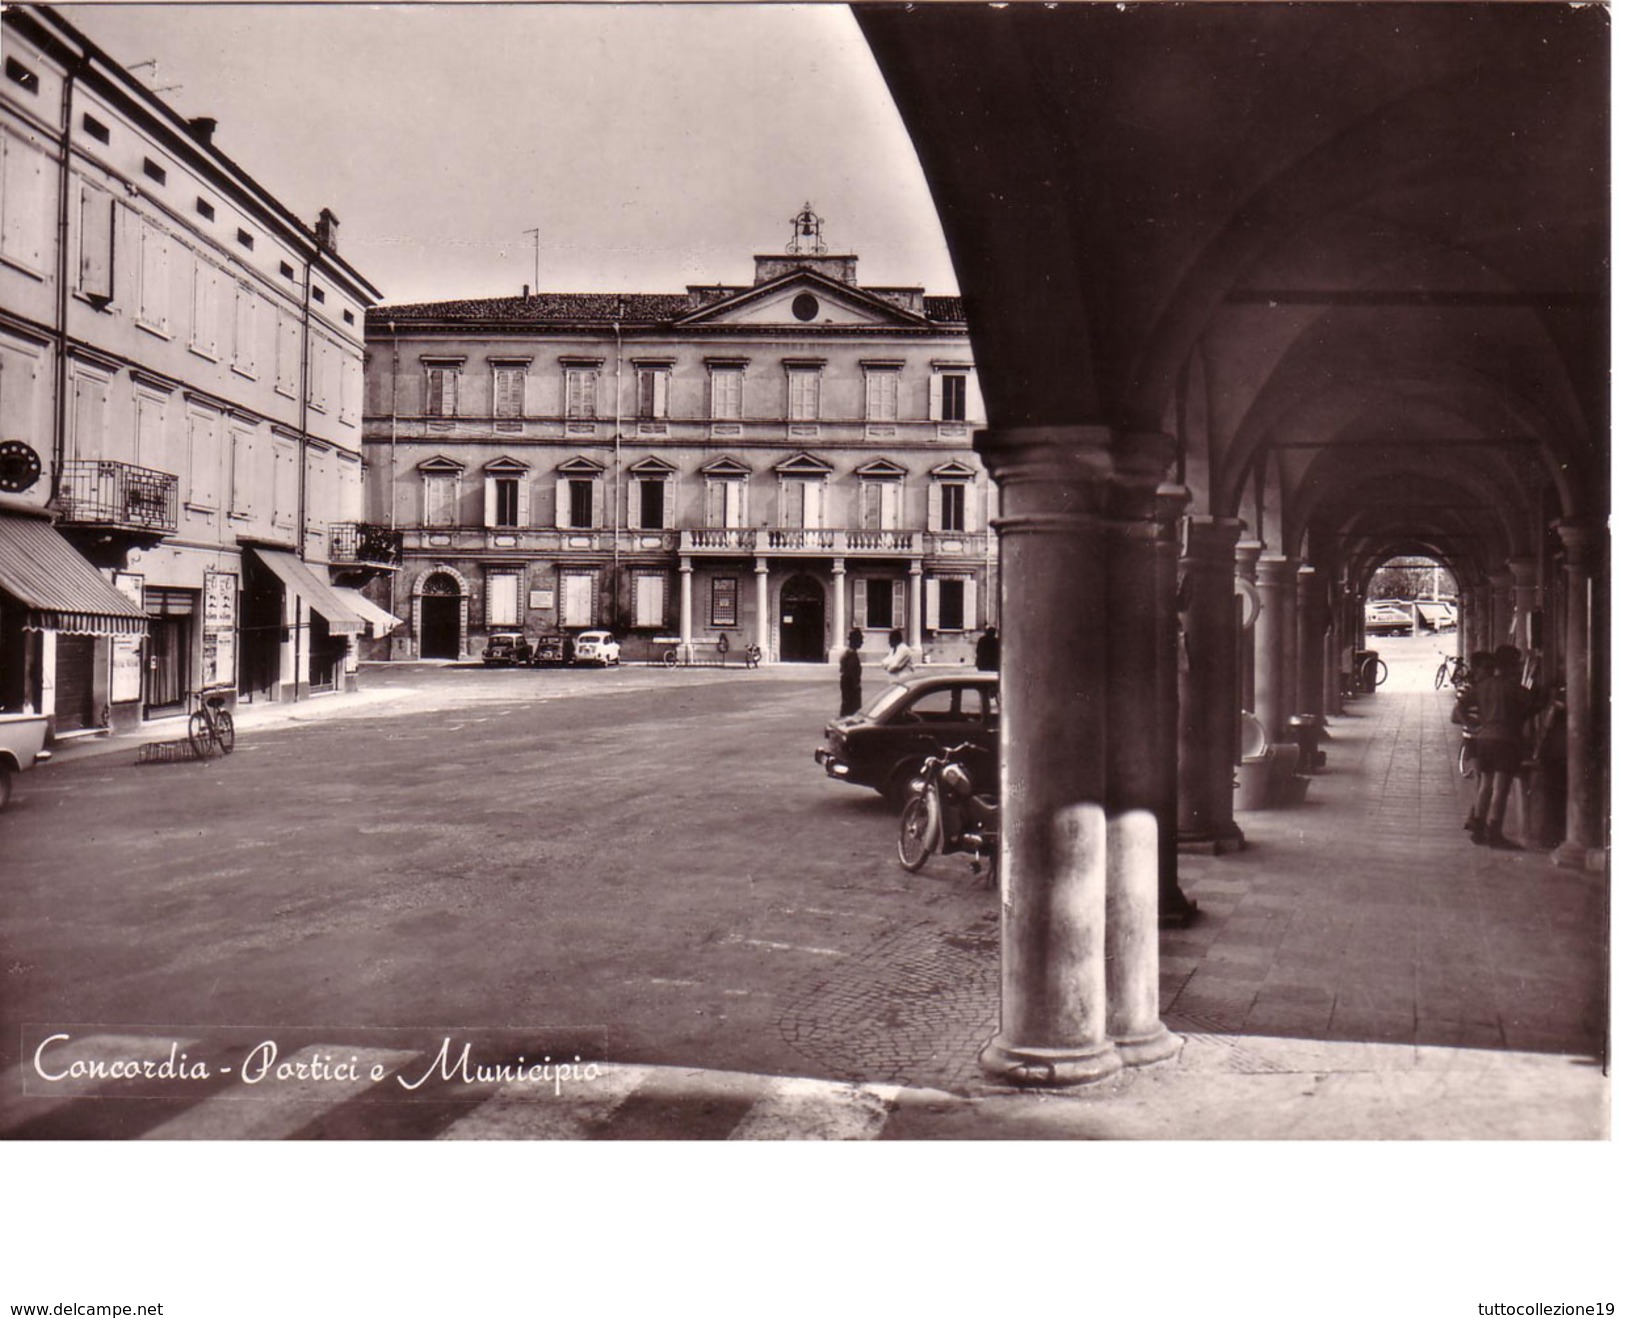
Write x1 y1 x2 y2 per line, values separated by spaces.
56 460 178 535
330 522 405 568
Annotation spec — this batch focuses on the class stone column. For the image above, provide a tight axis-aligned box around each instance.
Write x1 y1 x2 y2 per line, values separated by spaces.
1553 521 1603 869
978 427 1122 1088
1100 459 1181 1065
678 557 693 653
1487 569 1514 649
754 557 771 660
1177 515 1246 854
1508 556 1539 655
1235 540 1262 713
1254 555 1297 742
907 560 924 653
1152 487 1198 924
831 557 847 660
1297 565 1325 721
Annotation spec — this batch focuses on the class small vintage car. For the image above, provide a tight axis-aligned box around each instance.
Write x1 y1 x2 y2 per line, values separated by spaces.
0 712 52 811
572 630 621 666
815 672 998 805
481 632 534 666
531 633 567 666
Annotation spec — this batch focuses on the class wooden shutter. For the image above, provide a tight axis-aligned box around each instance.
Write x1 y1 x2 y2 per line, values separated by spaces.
78 185 114 299
662 476 676 528
927 481 942 532
516 475 532 527
882 480 900 530
926 578 941 631
964 482 978 533
483 476 498 528
555 477 571 529
852 577 868 630
590 477 604 528
928 372 943 422
963 578 979 631
892 580 906 630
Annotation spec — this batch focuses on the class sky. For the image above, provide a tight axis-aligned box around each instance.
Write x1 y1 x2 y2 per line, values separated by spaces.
57 2 961 307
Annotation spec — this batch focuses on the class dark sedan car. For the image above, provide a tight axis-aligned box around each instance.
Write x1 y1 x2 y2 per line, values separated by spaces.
815 672 998 805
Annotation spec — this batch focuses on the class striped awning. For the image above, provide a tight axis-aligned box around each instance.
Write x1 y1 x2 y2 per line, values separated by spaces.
331 586 402 638
0 511 150 637
248 548 366 636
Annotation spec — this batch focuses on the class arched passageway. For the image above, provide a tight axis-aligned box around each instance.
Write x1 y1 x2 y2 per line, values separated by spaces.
857 3 1608 1085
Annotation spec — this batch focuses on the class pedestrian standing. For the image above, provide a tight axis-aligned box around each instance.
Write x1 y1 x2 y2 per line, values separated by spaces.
974 625 1000 672
839 629 864 717
881 627 916 683
1468 644 1534 849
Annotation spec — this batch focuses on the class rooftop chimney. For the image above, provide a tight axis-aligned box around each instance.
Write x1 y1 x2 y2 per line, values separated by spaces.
523 284 530 298
315 208 340 255
187 116 217 146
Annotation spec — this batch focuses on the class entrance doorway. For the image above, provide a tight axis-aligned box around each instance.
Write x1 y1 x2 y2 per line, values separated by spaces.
779 576 826 663
54 634 98 732
419 574 463 658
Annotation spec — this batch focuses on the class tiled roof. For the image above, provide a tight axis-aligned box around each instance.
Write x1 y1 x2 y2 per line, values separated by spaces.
372 292 692 325
372 289 969 327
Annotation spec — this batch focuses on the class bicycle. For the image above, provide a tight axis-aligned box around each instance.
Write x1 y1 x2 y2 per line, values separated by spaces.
1359 653 1388 690
188 688 236 759
1435 653 1468 690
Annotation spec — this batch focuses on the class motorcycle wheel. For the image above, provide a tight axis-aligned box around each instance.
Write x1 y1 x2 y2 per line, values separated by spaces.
898 794 939 872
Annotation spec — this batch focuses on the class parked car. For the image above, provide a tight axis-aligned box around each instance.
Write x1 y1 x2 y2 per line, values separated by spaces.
1364 600 1414 636
482 632 534 666
815 673 998 805
0 712 52 811
572 630 620 666
531 633 567 665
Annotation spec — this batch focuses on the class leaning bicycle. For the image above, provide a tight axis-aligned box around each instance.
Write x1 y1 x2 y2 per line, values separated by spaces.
187 688 236 759
1434 653 1468 690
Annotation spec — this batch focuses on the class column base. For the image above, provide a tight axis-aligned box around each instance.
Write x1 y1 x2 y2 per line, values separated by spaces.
1551 842 1608 873
1112 1023 1183 1069
1177 823 1246 856
978 1036 1124 1088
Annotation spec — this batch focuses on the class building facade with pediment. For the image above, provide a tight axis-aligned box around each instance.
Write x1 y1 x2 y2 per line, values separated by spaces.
361 216 993 666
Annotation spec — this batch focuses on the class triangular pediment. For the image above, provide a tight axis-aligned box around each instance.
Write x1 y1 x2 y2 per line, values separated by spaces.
854 458 908 478
700 456 752 476
674 270 930 330
628 455 677 475
930 460 979 479
417 454 465 473
775 451 834 476
557 455 605 475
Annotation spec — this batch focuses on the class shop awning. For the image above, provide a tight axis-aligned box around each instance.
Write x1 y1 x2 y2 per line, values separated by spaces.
248 548 366 636
0 511 149 636
332 586 403 638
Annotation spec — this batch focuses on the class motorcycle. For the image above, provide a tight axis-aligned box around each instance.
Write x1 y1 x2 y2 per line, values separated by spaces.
896 741 1000 887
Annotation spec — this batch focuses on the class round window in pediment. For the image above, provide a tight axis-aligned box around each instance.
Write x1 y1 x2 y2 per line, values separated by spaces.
791 293 820 322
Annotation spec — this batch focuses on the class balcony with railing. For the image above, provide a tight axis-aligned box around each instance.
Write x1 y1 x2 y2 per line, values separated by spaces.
56 460 178 539
330 522 405 570
679 528 923 557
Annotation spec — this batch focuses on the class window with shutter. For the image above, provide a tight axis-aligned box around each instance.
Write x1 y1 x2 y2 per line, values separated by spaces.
865 369 899 421
233 285 258 377
633 572 666 628
136 223 169 334
941 374 968 422
77 185 114 301
941 482 967 532
424 474 455 526
426 366 458 417
0 133 47 272
711 367 743 420
566 368 596 419
866 578 894 630
487 572 521 626
493 478 520 527
494 366 525 418
637 368 669 420
787 368 820 421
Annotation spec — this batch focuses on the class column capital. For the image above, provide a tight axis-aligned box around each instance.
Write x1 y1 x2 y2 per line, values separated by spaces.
1556 518 1603 567
1506 555 1538 586
831 557 846 575
1233 539 1264 582
974 425 1115 488
678 556 693 574
1256 554 1300 587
